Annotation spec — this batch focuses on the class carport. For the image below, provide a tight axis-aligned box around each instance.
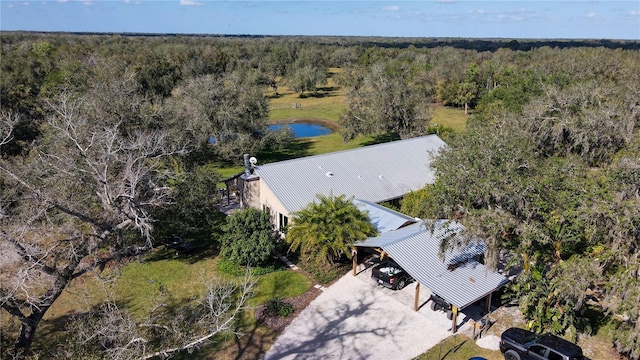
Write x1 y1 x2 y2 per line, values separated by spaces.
353 220 509 333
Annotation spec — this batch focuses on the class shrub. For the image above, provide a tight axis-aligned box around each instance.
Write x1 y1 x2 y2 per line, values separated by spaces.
220 208 277 266
263 297 295 318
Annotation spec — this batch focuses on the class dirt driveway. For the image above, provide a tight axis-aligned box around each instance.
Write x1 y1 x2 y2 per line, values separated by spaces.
263 268 481 360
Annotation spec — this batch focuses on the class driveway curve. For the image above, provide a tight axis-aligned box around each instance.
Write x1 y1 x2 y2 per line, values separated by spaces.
262 271 455 360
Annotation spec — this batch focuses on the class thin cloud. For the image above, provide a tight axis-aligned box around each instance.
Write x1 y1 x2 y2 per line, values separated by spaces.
465 7 535 23
586 12 597 18
629 10 639 17
180 0 204 7
382 5 401 12
436 0 456 3
124 0 142 5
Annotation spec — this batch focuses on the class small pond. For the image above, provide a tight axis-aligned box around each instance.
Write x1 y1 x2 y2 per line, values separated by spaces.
269 122 333 138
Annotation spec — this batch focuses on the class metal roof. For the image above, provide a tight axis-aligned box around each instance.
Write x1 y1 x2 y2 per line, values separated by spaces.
356 221 426 248
357 220 508 310
253 135 446 214
353 199 418 234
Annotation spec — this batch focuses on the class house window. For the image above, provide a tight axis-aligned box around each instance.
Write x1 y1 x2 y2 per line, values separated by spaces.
278 213 289 230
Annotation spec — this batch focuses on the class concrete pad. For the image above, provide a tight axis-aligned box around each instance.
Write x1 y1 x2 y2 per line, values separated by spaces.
263 272 457 360
476 334 501 350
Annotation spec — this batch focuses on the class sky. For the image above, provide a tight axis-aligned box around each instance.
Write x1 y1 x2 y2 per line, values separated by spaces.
1 0 639 40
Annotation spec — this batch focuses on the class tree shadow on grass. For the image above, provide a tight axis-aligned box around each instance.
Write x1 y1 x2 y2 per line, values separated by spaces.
228 315 279 360
302 87 340 98
256 138 313 164
317 86 340 93
143 235 220 265
145 215 226 264
438 337 468 359
361 132 401 146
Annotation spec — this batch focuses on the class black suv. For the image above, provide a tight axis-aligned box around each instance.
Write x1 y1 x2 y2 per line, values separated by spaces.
500 327 585 360
371 260 413 290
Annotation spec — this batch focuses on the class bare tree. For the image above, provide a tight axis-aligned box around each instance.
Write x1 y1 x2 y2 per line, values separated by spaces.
0 111 19 147
0 71 185 357
58 273 256 360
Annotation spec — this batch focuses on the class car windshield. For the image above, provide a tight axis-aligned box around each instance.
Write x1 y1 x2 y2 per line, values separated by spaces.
523 332 543 345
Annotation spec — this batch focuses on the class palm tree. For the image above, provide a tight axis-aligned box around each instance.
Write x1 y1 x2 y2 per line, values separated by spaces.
286 193 378 266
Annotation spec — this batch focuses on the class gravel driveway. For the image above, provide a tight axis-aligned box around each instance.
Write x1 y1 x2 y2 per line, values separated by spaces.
263 269 467 360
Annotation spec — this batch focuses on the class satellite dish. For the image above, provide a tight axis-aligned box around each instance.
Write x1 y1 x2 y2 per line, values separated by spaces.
249 157 257 165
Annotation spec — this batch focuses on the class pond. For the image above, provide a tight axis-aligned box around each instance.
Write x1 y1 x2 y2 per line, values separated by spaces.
269 122 333 138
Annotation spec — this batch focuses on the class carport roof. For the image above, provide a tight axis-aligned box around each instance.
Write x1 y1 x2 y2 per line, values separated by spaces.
356 220 508 310
353 199 418 234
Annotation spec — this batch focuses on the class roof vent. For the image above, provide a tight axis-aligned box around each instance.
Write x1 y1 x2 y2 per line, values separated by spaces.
326 172 334 177
319 165 323 169
379 175 384 179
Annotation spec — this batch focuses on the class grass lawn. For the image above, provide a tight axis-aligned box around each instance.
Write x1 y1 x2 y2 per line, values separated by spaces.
269 68 346 123
431 105 468 133
250 270 313 306
414 334 502 360
267 67 468 133
31 241 313 359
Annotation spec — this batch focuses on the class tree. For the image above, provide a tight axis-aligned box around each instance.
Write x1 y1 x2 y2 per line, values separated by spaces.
165 69 290 163
524 82 637 166
133 48 181 100
408 67 639 352
340 62 432 141
220 208 278 267
58 273 256 360
0 67 184 357
455 63 479 115
153 163 224 238
589 139 640 358
286 64 327 96
286 194 378 266
455 81 477 115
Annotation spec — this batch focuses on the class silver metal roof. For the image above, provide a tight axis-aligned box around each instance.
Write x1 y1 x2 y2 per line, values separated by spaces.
353 199 417 234
356 221 426 248
254 135 446 214
357 220 508 310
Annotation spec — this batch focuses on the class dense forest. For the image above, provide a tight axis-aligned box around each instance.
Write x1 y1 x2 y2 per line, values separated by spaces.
1 32 639 359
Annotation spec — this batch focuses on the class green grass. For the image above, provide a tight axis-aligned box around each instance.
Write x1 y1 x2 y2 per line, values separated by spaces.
269 96 346 123
269 68 346 123
414 334 502 360
217 166 245 180
267 67 469 134
37 245 313 359
113 256 221 316
250 270 312 306
431 105 468 133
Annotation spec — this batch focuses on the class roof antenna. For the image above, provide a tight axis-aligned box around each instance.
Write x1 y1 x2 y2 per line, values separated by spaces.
244 154 250 176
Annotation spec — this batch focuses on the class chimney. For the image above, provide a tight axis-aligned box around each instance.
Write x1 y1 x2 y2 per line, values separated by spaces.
244 154 251 176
